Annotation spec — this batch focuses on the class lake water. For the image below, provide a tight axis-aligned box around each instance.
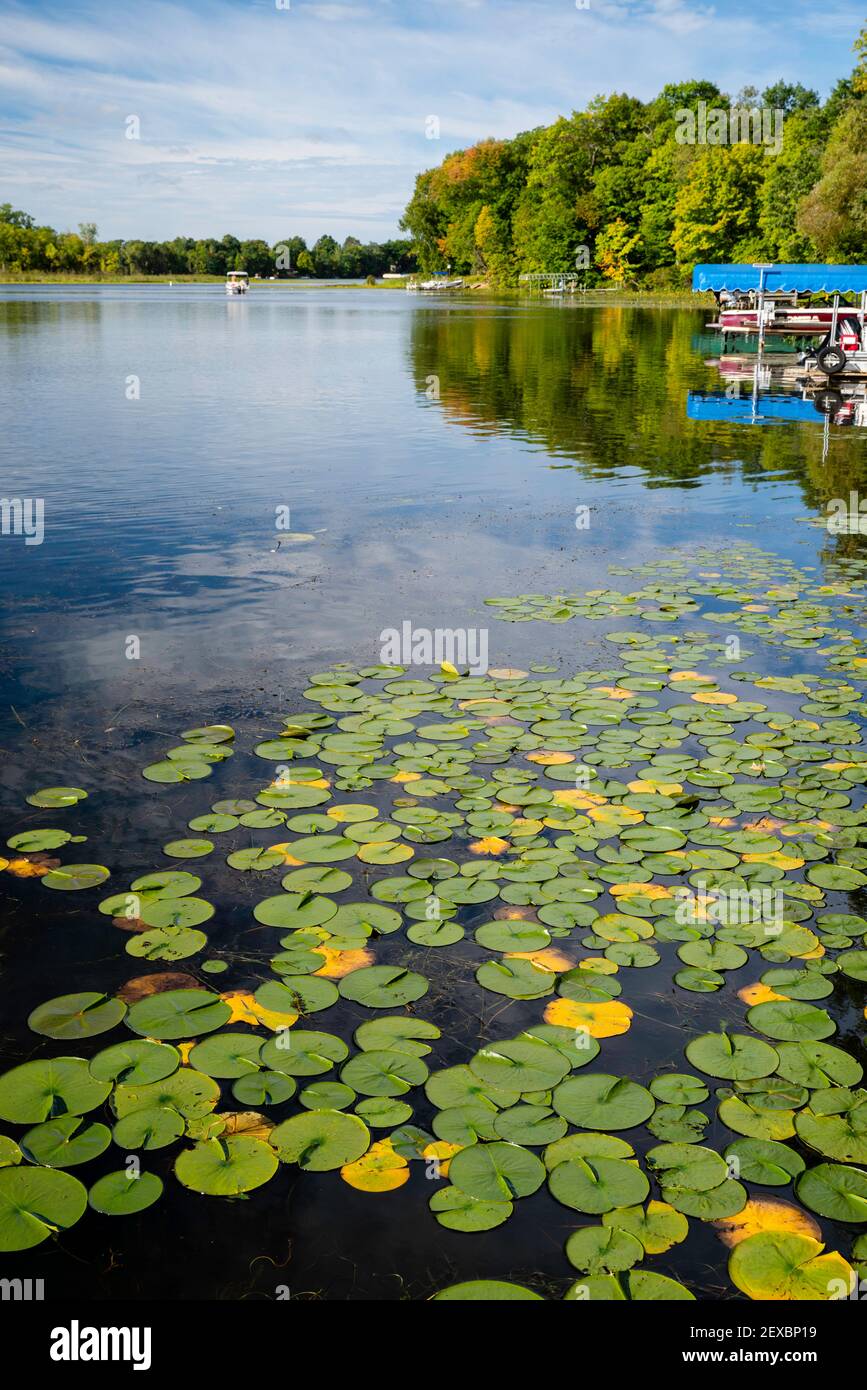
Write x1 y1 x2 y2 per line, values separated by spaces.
1 286 866 1301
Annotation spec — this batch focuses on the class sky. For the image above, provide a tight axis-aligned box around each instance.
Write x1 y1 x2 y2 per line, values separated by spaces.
0 0 863 244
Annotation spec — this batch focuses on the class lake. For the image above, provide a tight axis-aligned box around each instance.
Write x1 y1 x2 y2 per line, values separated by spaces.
1 286 866 1301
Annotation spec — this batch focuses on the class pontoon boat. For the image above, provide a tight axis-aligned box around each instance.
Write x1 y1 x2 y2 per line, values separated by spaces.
693 264 867 377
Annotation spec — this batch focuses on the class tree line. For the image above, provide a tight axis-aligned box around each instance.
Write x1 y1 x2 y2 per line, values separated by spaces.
400 26 867 285
0 214 415 279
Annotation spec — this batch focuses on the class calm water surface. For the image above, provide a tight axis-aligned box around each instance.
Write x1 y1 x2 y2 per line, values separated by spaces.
1 286 865 1300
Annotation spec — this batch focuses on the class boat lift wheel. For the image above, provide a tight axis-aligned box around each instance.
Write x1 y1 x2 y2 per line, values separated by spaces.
816 344 847 375
814 390 843 416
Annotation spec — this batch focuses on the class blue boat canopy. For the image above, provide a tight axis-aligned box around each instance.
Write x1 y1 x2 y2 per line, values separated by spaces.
687 392 825 425
693 264 867 295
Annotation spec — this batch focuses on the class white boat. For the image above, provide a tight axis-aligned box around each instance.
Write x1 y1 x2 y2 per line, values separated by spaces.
407 277 464 292
226 271 249 296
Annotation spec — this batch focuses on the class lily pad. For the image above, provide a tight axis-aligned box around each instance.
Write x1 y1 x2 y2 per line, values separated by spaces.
549 1155 650 1213
269 1109 370 1170
552 1074 655 1130
433 1281 543 1300
0 1167 87 1249
796 1163 867 1222
175 1136 278 1195
88 1170 164 1216
21 1114 111 1168
448 1141 546 1201
40 864 110 891
125 989 231 1040
429 1187 513 1232
729 1230 853 1300
0 1058 111 1124
338 966 428 1009
26 786 87 808
685 1031 778 1081
28 992 126 1040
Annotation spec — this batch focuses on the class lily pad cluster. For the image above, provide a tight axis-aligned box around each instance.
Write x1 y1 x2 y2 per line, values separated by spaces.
2 547 866 1302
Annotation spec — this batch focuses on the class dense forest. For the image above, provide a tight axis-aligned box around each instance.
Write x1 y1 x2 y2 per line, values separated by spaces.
0 212 414 279
401 26 867 286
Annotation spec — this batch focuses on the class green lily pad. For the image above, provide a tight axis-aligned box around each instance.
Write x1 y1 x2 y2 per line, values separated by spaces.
88 1170 164 1215
125 989 231 1040
747 1001 835 1043
0 1058 111 1124
232 1072 297 1106
269 1109 370 1170
685 1031 779 1081
260 1030 348 1076
564 1270 694 1300
112 1067 219 1121
7 829 75 852
175 1136 278 1195
470 1039 570 1094
354 1097 413 1128
0 1167 87 1249
552 1074 655 1130
723 1138 806 1186
126 926 208 961
338 966 428 1009
188 1033 264 1079
40 864 110 891
26 786 87 808
565 1224 644 1274
429 1187 513 1232
475 920 552 952
89 1041 179 1087
602 1201 689 1254
718 1096 796 1141
773 1041 862 1091
139 896 214 929
448 1141 546 1201
476 958 556 999
646 1143 728 1191
549 1155 650 1213
21 1114 111 1168
162 839 213 859
797 1162 867 1222
354 1016 439 1056
433 1280 543 1300
112 1106 186 1150
28 992 126 1040
340 1049 427 1097
255 977 338 1015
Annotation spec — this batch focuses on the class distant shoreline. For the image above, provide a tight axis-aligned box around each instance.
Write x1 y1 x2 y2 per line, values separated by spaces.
0 274 710 305
0 273 396 286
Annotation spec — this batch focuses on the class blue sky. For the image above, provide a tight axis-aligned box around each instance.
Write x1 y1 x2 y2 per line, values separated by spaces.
0 0 863 243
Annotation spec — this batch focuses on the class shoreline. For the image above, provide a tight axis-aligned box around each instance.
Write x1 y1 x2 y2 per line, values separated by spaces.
0 275 709 306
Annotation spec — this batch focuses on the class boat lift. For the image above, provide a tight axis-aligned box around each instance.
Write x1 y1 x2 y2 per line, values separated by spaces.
692 264 867 378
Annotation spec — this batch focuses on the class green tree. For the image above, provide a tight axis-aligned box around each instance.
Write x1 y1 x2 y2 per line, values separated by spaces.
671 144 768 267
797 101 867 257
474 204 513 284
761 82 819 114
759 107 828 259
0 203 35 228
